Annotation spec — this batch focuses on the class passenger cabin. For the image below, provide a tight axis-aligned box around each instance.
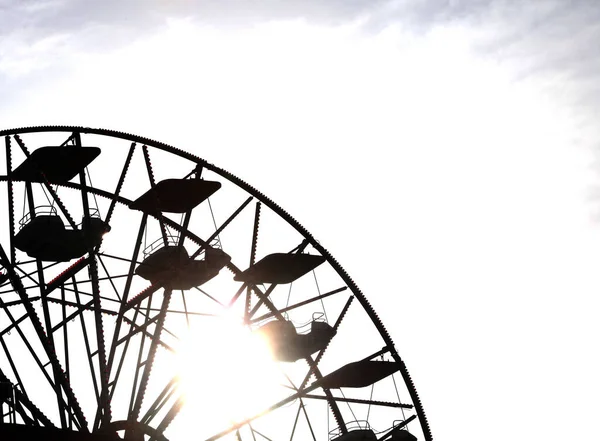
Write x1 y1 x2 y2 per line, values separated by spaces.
129 179 221 214
235 253 326 284
12 146 101 184
135 245 230 289
319 360 400 389
331 429 377 441
14 208 110 262
256 319 336 362
391 430 418 441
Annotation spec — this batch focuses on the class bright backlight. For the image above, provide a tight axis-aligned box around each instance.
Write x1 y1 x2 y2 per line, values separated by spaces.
171 314 282 438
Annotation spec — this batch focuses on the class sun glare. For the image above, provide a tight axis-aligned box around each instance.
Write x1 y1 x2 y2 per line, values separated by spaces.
172 313 283 438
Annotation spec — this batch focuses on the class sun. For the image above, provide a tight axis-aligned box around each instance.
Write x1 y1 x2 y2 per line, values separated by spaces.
169 312 283 439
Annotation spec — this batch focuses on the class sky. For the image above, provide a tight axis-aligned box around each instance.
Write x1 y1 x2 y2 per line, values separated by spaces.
1 0 600 440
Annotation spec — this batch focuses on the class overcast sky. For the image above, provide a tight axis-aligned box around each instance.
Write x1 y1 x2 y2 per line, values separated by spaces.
2 1 600 440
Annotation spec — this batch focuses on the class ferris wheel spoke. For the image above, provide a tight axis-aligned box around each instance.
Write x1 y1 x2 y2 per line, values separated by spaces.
59 286 72 431
96 254 123 302
250 286 348 324
129 288 173 422
46 295 117 317
140 376 179 426
71 277 101 412
127 295 154 420
33 253 69 427
246 283 285 321
248 424 258 441
121 300 179 434
300 394 413 410
246 283 279 319
132 304 215 318
151 394 184 439
8 259 41 290
376 414 417 441
230 261 289 321
0 296 41 307
13 259 42 288
194 286 226 307
48 298 91 333
298 398 317 441
0 286 36 295
142 315 178 341
227 283 248 308
118 314 159 345
124 284 162 311
177 209 193 248
288 401 302 441
105 142 136 225
97 252 145 267
190 195 254 260
61 272 130 286
250 202 262 263
181 163 203 180
120 316 175 353
88 255 111 428
303 357 345 435
249 426 274 441
244 202 261 322
5 136 16 264
44 257 90 296
59 286 119 308
59 132 75 147
0 305 35 336
106 213 148 379
108 302 145 403
109 298 178 413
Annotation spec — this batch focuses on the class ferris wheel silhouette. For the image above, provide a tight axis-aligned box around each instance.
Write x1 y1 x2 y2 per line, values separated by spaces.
0 126 431 441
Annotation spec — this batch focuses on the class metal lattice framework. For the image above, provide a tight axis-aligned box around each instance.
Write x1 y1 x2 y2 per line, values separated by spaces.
0 126 431 441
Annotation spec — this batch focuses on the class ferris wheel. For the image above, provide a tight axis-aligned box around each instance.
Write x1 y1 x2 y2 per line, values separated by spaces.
0 126 431 441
